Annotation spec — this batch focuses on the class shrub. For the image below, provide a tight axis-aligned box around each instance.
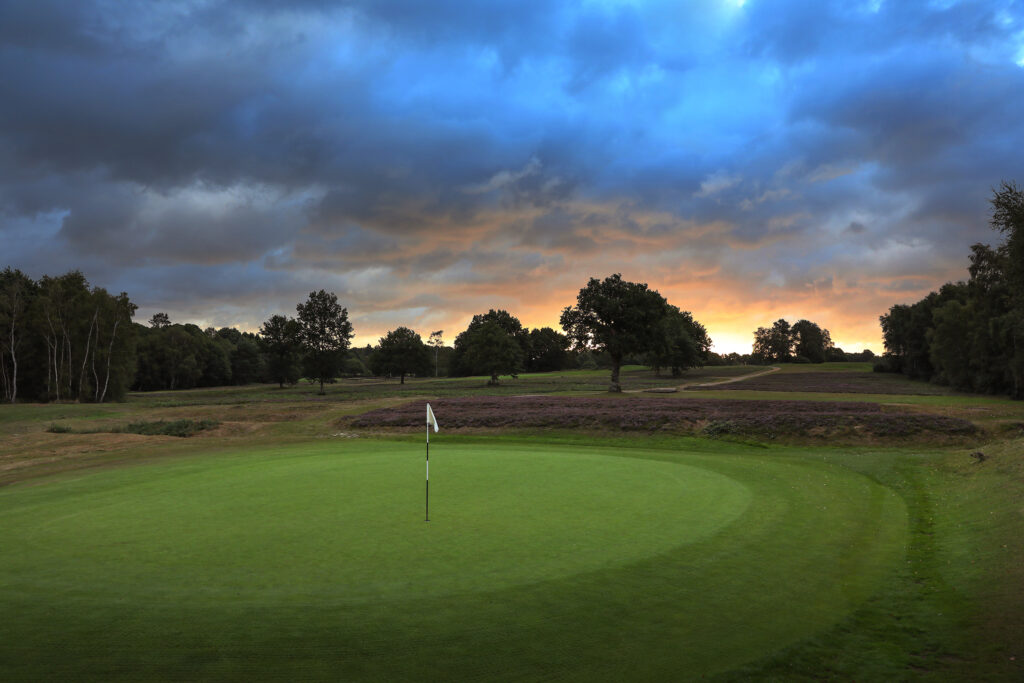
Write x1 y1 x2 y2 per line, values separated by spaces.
120 419 220 438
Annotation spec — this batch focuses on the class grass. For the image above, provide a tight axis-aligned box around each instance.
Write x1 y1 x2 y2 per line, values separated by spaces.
0 438 908 680
0 365 1022 679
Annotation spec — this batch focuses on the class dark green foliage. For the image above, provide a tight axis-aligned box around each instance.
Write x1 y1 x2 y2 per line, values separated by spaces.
230 337 263 385
202 333 234 387
560 274 673 391
342 357 367 376
752 318 834 364
134 324 222 390
752 319 793 362
879 181 1024 398
0 269 136 402
46 423 73 433
370 327 430 384
791 320 832 364
296 290 354 395
450 310 529 381
133 323 271 391
259 314 303 387
526 327 572 372
647 306 711 376
455 319 524 385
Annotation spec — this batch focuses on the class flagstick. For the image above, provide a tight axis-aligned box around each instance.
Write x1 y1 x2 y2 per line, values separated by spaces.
425 420 430 522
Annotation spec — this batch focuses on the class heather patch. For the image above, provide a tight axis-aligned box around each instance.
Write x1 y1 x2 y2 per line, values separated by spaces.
350 397 977 440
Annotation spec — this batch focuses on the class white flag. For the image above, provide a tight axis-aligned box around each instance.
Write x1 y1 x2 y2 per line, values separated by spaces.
426 403 439 432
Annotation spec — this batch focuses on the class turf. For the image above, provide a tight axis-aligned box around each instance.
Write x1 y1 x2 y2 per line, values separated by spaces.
0 438 907 680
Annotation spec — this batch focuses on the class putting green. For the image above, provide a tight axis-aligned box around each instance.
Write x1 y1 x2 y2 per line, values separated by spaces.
0 439 908 680
2 446 750 602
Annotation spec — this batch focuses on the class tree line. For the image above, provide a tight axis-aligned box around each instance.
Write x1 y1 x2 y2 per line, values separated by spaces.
1 271 715 401
748 318 873 364
0 269 136 403
136 290 354 395
878 181 1024 398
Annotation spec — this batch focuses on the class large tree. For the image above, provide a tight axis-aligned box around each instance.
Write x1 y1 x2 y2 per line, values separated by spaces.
791 319 833 363
450 310 529 378
259 314 303 388
752 319 793 363
456 320 524 385
560 274 669 391
648 306 711 376
370 327 431 384
296 290 354 394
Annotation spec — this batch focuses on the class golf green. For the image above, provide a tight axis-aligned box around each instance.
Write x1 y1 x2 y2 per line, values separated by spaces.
0 439 908 680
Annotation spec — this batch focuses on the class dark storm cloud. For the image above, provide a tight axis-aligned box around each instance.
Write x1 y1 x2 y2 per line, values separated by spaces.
2 0 1024 350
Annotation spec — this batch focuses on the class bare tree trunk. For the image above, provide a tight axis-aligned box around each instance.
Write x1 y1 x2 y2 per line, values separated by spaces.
8 333 15 403
63 324 73 400
78 306 98 402
0 353 9 402
6 298 18 403
92 322 101 402
45 312 59 401
45 339 54 400
100 319 119 403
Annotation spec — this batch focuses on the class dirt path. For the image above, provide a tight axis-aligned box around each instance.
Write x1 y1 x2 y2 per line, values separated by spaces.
688 365 780 388
624 365 781 393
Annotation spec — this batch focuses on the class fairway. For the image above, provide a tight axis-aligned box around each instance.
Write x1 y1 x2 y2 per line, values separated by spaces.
0 438 908 680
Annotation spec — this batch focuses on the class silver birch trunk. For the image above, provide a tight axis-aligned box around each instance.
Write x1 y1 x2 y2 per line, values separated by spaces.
100 318 120 404
78 306 98 402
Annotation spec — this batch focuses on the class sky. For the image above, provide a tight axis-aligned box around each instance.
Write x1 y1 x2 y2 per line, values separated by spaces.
2 0 1023 354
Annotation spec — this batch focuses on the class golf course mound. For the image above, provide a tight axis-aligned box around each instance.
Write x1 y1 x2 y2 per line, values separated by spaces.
0 439 908 680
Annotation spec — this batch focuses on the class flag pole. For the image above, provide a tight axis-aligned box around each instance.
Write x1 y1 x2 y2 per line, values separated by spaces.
425 403 438 523
425 417 429 522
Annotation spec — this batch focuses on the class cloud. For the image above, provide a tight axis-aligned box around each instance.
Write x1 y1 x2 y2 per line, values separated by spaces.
2 0 1024 352
695 172 742 198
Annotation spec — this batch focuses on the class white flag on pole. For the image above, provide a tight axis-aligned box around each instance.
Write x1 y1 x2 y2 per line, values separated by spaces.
427 403 439 432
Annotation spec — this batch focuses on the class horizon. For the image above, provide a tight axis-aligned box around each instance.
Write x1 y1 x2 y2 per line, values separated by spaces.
3 1 1023 355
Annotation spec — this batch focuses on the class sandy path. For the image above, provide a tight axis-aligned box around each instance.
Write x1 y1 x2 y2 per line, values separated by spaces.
623 365 781 393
